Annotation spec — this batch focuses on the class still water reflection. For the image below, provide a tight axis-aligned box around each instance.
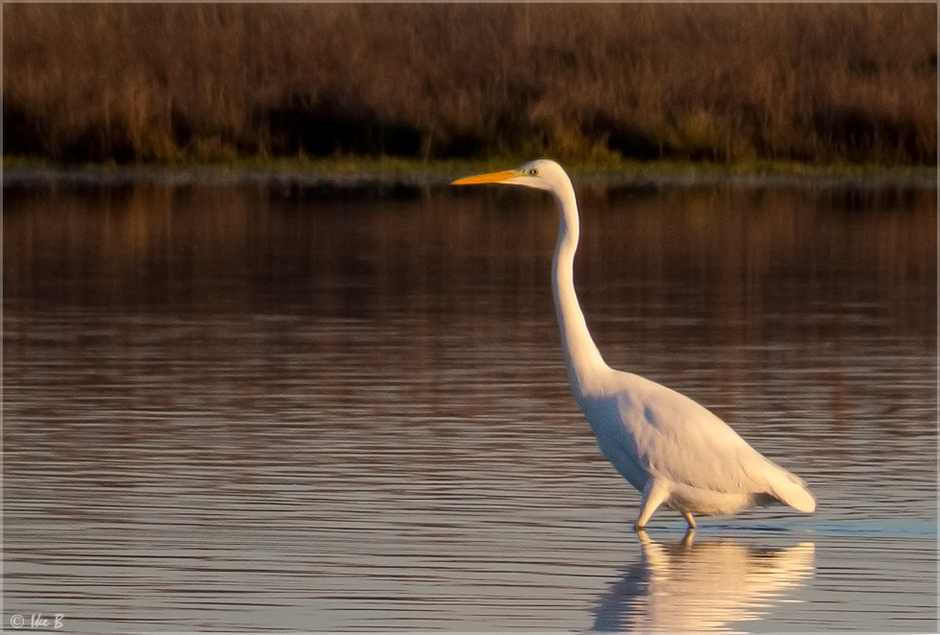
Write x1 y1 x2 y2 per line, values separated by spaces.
4 174 937 632
594 535 815 632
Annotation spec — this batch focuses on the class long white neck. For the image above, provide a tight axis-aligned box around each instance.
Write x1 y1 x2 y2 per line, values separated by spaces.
550 179 608 396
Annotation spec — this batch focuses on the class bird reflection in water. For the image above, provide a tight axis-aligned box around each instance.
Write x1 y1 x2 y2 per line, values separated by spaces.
591 531 815 632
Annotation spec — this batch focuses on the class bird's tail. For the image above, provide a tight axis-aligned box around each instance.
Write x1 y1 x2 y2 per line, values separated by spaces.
770 471 816 513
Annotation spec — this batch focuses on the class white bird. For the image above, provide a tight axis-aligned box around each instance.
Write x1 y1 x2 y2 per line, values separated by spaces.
453 159 816 530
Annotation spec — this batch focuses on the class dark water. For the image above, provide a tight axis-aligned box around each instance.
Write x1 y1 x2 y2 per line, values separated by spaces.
4 174 937 633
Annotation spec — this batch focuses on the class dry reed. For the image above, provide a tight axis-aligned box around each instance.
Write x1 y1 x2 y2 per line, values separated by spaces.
3 4 936 165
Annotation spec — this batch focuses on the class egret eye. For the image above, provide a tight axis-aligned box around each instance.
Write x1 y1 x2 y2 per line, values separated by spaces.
528 168 538 176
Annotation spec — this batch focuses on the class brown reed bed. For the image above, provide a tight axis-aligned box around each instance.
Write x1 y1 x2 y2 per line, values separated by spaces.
3 4 936 166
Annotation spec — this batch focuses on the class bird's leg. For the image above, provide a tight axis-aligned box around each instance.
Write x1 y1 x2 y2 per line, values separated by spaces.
682 511 697 529
633 480 668 531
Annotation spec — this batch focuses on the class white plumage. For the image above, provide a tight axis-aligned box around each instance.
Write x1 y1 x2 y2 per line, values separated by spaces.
454 159 815 529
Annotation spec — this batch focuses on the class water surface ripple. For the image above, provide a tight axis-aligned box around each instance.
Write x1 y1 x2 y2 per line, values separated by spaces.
4 180 936 632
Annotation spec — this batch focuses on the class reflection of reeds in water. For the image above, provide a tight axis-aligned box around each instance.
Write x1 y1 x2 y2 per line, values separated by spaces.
10 181 932 483
4 184 935 335
4 4 936 164
592 534 816 632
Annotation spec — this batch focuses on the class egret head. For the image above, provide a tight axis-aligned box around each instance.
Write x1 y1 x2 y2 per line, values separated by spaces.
452 159 568 193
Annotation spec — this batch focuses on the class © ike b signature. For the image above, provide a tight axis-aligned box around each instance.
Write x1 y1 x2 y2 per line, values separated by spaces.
9 613 65 630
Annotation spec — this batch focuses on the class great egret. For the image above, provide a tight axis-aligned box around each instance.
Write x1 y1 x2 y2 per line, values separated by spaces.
453 159 816 530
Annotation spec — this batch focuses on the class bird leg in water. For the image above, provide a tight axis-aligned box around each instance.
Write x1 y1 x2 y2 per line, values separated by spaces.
634 480 668 530
683 511 697 529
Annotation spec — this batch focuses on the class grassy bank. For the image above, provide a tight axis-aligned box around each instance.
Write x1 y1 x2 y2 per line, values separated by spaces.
5 154 936 190
4 4 937 167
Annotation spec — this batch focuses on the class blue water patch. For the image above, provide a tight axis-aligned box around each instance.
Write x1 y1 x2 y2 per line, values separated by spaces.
639 517 938 540
810 518 937 539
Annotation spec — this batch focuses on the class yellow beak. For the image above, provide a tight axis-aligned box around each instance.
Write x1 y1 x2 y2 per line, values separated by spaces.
451 170 517 185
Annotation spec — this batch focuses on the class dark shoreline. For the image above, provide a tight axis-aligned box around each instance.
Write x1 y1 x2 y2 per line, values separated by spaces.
3 160 937 192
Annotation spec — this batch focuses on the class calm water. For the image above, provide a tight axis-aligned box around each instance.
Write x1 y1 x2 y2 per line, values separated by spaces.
4 173 937 633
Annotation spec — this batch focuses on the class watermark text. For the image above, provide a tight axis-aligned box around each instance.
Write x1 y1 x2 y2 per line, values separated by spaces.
9 614 65 630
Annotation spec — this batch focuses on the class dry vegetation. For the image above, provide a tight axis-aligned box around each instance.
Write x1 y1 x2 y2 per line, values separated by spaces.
3 4 936 165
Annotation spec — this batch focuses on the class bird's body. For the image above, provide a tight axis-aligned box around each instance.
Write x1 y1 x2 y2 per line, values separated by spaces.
453 159 815 530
